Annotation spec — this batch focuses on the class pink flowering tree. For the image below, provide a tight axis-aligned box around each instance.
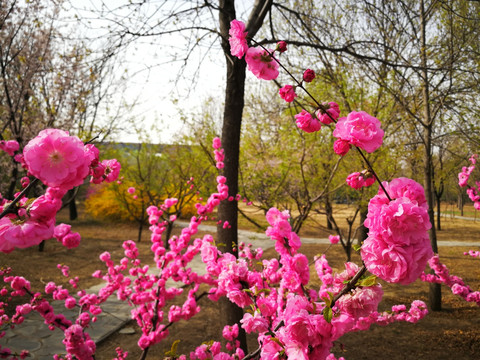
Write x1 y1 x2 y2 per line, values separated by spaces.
1 13 480 360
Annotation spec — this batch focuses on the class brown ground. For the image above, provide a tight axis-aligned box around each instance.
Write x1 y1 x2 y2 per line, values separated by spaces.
1 205 479 359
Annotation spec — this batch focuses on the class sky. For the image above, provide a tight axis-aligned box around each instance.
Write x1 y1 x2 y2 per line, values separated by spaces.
63 1 256 144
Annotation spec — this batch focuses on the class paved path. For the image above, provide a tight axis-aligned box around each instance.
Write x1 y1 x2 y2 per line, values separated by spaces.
440 212 479 222
1 221 478 358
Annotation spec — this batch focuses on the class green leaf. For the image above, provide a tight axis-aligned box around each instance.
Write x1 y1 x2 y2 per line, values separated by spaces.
357 275 378 287
256 288 271 296
321 291 334 308
323 306 333 323
164 339 180 357
353 243 362 252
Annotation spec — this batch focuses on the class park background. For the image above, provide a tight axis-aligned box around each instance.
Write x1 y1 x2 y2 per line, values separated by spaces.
1 0 480 358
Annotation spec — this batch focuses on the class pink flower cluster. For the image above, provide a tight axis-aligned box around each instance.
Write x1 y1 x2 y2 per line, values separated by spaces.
212 137 225 169
23 129 120 190
345 170 375 190
458 154 480 210
228 20 248 59
23 129 91 190
228 20 281 81
5 36 478 358
1 261 112 359
88 144 121 184
315 102 340 126
421 255 480 306
303 69 316 83
54 223 81 249
333 111 384 154
3 20 479 357
315 255 428 324
0 139 19 156
465 250 480 258
245 47 279 81
63 324 96 360
295 110 321 133
328 235 340 244
0 187 65 252
362 178 433 284
0 130 120 253
295 103 341 134
279 85 297 102
458 154 476 187
1 173 436 360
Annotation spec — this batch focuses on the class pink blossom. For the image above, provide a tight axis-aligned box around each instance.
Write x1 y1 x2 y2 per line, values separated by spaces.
346 171 375 190
328 235 340 244
54 224 81 249
260 336 283 359
346 172 364 190
201 242 218 264
333 139 350 156
63 324 95 360
229 20 248 58
303 69 316 83
240 312 269 333
315 102 340 125
54 223 72 239
333 111 384 153
362 178 433 284
278 85 297 103
458 171 469 187
295 110 321 133
458 156 477 188
23 129 90 190
127 187 136 194
222 324 239 341
213 137 222 149
90 162 106 184
0 216 54 253
245 47 279 81
28 193 62 224
84 144 100 167
20 176 30 188
0 140 19 156
101 159 121 183
337 285 383 318
276 41 287 53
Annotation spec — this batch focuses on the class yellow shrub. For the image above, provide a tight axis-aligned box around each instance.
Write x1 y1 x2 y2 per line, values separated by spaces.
85 181 200 222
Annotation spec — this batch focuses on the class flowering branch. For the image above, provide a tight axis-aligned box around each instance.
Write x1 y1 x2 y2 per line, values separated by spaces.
331 265 367 308
0 178 38 219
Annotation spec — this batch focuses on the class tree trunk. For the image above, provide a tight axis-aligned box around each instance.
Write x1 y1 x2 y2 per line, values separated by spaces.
164 221 174 248
458 190 464 216
325 197 333 230
346 243 351 262
435 188 443 231
420 0 441 311
137 220 143 243
217 0 272 352
357 206 368 245
217 0 248 352
68 189 78 221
